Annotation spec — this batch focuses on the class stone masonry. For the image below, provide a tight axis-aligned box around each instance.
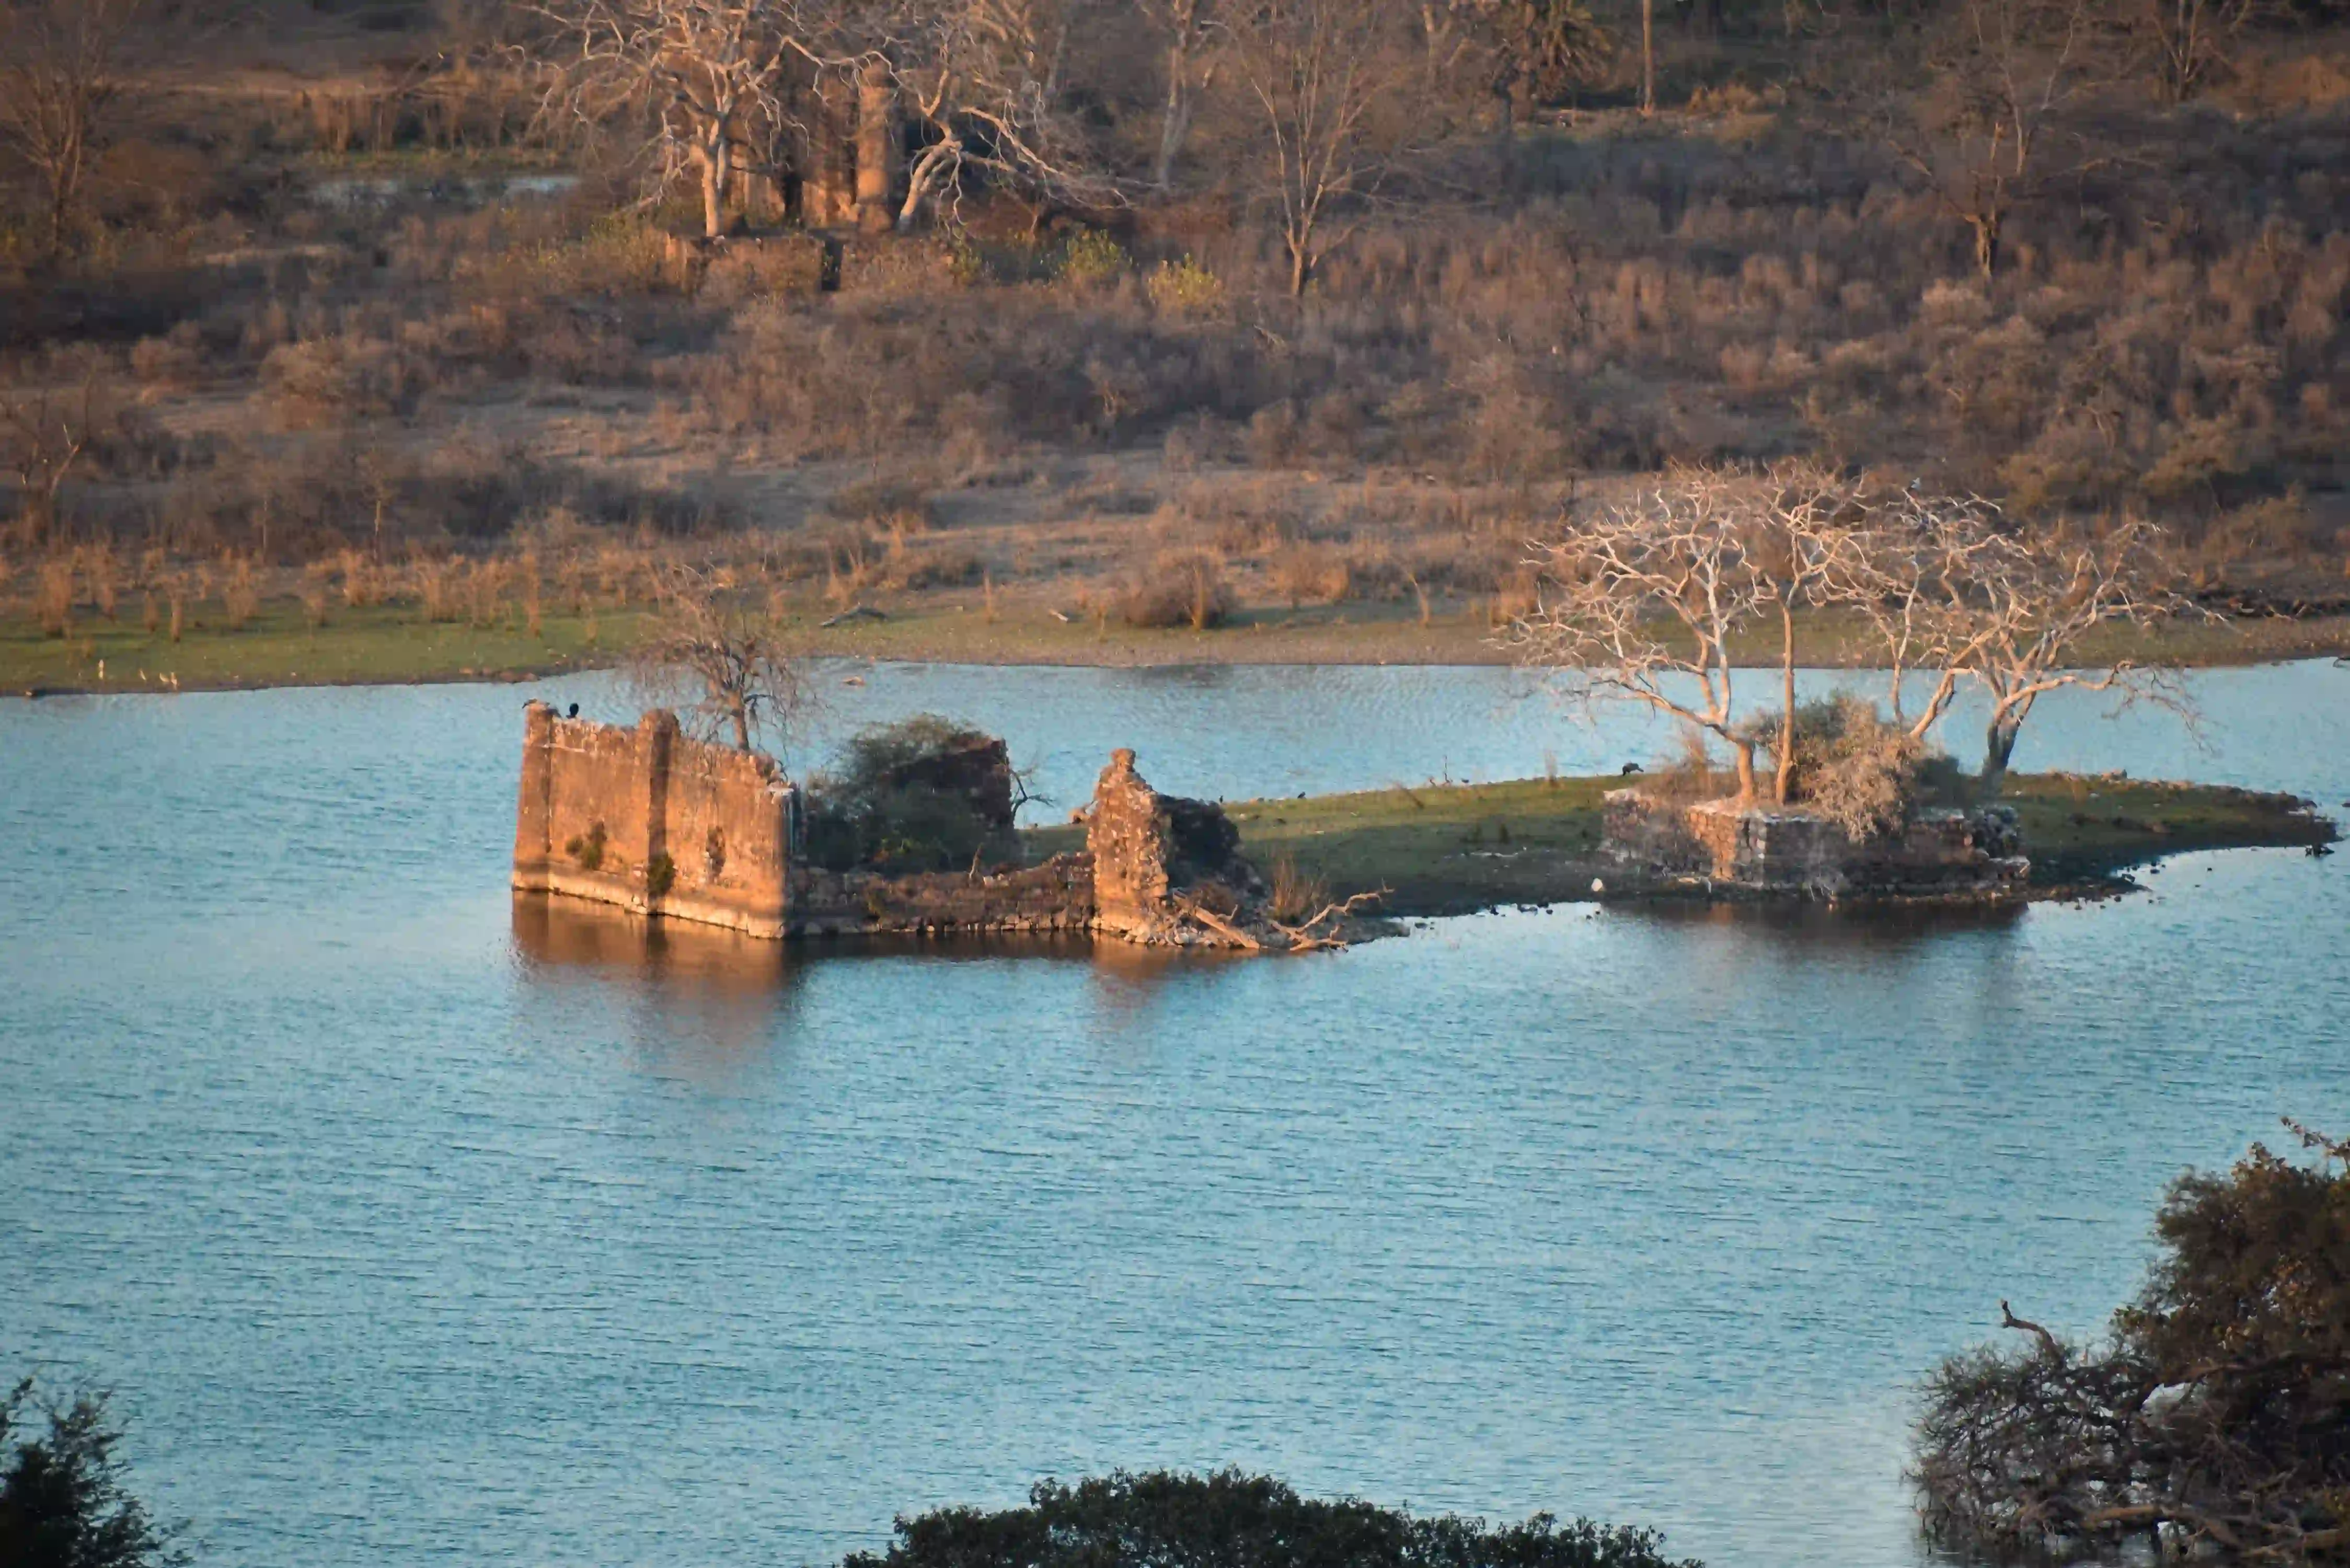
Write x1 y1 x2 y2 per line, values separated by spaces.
515 711 1268 946
1601 787 2031 900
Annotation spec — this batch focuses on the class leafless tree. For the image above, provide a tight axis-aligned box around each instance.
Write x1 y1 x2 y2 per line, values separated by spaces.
1748 463 1864 804
527 0 848 240
1227 0 1419 296
1879 0 2106 278
892 0 1119 231
629 563 813 752
1837 495 2194 788
2121 0 2259 102
1949 517 2194 791
0 0 149 261
1510 471 1780 802
1 380 105 554
1835 487 2013 742
1143 0 1217 191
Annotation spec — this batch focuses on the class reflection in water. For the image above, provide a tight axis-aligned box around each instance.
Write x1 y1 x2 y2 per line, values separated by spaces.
1622 894 2031 943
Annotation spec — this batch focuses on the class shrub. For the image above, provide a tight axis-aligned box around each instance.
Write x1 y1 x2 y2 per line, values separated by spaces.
1145 255 1226 317
0 1381 183 1568
1769 697 1929 840
843 1470 1698 1568
645 852 675 897
565 820 608 871
1916 1122 2350 1563
1057 228 1130 287
1265 855 1329 923
1117 550 1234 630
802 717 1019 873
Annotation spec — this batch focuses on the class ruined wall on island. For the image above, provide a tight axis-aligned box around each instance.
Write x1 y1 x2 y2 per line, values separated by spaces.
1602 787 2030 900
513 703 794 937
515 712 1266 945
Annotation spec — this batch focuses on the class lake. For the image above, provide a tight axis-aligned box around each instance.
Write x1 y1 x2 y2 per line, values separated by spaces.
4 660 2347 1568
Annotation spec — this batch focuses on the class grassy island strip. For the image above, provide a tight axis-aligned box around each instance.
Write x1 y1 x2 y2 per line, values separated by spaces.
1025 775 2340 917
6 598 2350 695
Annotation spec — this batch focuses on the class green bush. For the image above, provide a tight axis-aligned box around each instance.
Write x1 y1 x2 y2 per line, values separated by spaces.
802 716 1019 873
1056 229 1130 287
1 1381 183 1568
1916 1123 2350 1562
844 1470 1698 1568
1145 255 1226 317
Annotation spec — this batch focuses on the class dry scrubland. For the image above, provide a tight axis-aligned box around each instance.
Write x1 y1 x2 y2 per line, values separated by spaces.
6 0 2350 691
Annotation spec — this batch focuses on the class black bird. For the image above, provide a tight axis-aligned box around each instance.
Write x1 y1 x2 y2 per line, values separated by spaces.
567 703 579 718
1620 762 1644 776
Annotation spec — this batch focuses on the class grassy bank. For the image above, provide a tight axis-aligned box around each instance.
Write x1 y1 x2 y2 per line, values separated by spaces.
6 593 2347 695
1024 774 2340 918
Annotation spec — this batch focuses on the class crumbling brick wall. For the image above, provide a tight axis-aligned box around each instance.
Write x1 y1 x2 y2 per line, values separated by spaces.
513 704 794 937
517 720 1261 944
1086 748 1265 946
1603 787 2029 899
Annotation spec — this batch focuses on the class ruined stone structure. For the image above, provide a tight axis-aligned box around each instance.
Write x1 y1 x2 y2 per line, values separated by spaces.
513 703 798 937
514 711 1281 947
1088 748 1270 946
1602 789 2031 900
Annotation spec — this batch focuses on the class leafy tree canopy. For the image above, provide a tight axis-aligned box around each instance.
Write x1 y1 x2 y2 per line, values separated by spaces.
844 1469 1700 1568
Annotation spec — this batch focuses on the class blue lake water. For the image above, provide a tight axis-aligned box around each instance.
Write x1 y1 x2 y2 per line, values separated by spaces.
4 660 2347 1568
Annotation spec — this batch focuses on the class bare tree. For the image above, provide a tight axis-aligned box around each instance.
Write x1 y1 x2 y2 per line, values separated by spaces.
0 380 106 554
1143 0 1217 191
1510 471 1779 802
1949 517 2193 792
892 0 1118 231
1836 487 2013 743
1227 0 1418 296
629 563 813 752
0 0 149 261
2122 0 2259 102
1880 0 2105 279
1748 463 1862 804
527 0 817 239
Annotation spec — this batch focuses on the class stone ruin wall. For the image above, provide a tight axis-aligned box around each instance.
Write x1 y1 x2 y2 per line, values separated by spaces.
1603 787 2030 900
514 712 1258 945
513 704 794 938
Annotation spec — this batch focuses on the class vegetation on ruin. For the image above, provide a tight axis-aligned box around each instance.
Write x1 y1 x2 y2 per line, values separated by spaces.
842 1470 1699 1568
3 0 2350 687
1914 1121 2350 1562
802 714 1024 873
1023 769 2339 915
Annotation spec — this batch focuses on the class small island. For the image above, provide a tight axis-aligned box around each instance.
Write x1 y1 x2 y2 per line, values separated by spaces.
513 702 2337 949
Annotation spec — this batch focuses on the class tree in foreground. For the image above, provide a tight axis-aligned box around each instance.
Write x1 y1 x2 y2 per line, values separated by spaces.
0 1381 183 1568
845 1469 1699 1568
627 562 812 753
1915 1120 2350 1563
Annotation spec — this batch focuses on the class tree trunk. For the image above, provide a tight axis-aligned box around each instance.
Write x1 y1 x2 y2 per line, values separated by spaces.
1775 601 1798 804
698 143 724 240
1288 232 1311 296
732 701 752 752
1972 210 2001 279
1153 37 1193 192
855 58 900 235
1640 0 1655 114
1732 738 1758 803
1980 715 2020 795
